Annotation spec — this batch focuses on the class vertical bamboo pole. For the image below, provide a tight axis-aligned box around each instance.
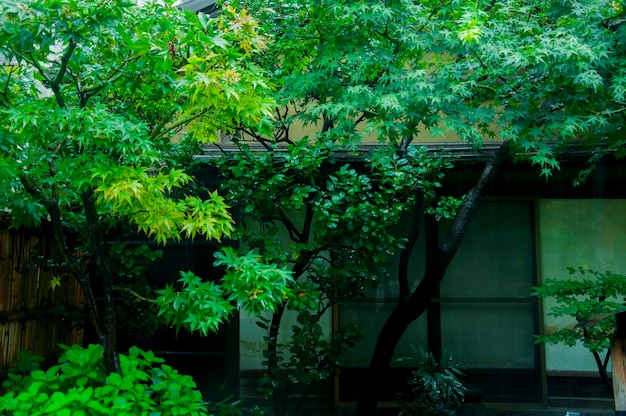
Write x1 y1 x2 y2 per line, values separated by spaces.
0 229 9 370
0 229 10 314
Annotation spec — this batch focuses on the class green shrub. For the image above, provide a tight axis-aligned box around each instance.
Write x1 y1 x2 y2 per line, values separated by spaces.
531 267 626 392
397 347 467 416
0 344 207 416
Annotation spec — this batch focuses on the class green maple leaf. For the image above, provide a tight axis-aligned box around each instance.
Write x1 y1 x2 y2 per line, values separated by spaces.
49 276 62 290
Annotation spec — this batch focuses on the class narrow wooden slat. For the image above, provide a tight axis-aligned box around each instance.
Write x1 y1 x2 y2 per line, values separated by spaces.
0 230 11 312
7 322 23 366
9 234 23 311
0 325 7 370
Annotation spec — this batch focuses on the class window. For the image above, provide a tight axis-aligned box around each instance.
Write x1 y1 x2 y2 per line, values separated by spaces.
338 200 542 403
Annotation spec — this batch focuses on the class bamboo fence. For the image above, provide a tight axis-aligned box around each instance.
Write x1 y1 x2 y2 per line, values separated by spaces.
0 220 84 375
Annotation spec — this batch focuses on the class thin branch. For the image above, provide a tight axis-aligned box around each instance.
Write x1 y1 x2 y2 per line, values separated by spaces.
114 286 154 303
234 125 275 149
416 3 443 33
148 110 178 141
273 212 304 242
0 65 16 108
595 106 626 116
214 142 230 157
80 55 145 103
354 113 368 128
151 109 209 141
274 106 292 143
81 190 121 374
95 0 114 11
476 84 497 93
293 384 313 416
27 52 53 86
603 17 626 31
316 297 335 320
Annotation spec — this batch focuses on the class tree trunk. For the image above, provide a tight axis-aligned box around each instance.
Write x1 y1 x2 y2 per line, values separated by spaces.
81 191 121 374
267 304 288 416
591 350 612 393
19 175 121 373
355 141 511 416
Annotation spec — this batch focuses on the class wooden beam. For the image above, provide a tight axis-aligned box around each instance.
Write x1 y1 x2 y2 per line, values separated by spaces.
613 313 626 416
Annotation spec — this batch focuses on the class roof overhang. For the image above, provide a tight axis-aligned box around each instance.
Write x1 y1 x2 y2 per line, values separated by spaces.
172 0 218 15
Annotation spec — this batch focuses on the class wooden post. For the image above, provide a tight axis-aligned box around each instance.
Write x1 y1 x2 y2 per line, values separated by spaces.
613 313 626 416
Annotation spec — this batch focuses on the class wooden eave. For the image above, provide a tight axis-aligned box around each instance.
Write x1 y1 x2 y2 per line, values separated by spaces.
195 141 608 166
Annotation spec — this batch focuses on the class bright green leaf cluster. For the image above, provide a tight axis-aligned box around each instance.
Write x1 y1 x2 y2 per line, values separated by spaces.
0 0 277 385
156 250 294 336
217 247 295 316
233 0 626 176
532 267 626 352
92 166 234 244
0 0 273 239
0 344 207 415
156 271 235 337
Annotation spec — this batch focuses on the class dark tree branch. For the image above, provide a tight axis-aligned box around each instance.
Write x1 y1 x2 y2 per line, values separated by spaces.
53 40 76 89
322 115 334 133
27 53 53 85
301 202 314 243
233 126 274 150
398 133 414 155
26 40 74 108
398 192 423 300
354 113 367 127
278 212 305 242
274 106 293 144
438 140 511 265
0 65 16 108
81 190 121 374
19 174 105 345
79 58 139 102
356 140 512 416
267 303 289 416
113 286 153 302
592 349 613 392
604 349 612 369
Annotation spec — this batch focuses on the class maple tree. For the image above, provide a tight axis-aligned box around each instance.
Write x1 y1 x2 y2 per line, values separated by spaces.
0 0 277 374
216 0 626 413
533 268 626 392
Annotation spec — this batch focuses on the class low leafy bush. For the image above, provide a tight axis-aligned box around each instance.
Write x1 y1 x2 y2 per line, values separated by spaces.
0 344 207 416
397 347 467 416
